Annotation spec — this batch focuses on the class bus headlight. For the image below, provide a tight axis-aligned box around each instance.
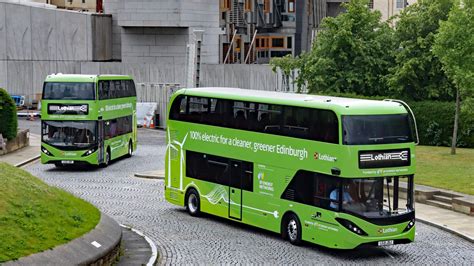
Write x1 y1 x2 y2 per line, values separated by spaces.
41 146 53 156
82 146 97 157
403 219 415 232
336 218 368 236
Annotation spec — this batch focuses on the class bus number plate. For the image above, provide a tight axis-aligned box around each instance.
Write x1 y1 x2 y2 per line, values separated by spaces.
378 240 394 246
61 160 74 164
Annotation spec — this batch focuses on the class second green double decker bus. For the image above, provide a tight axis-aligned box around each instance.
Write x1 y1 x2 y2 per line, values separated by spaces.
41 74 137 167
165 87 418 249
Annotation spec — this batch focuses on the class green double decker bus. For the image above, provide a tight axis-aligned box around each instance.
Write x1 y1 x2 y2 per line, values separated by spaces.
41 74 137 167
165 87 418 249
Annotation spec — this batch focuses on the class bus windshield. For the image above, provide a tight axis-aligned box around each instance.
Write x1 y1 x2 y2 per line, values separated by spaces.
43 82 96 100
338 176 413 218
342 114 413 145
42 121 97 149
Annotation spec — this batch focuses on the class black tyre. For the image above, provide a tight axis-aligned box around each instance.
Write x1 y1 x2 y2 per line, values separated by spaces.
127 141 133 157
101 149 111 168
185 189 201 217
285 213 302 246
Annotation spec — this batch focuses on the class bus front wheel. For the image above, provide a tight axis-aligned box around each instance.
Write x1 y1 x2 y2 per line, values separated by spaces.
285 213 302 246
185 189 201 217
101 149 111 168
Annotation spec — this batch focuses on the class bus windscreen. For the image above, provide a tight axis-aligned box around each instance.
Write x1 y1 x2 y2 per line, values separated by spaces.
42 121 97 149
342 114 413 145
43 82 95 100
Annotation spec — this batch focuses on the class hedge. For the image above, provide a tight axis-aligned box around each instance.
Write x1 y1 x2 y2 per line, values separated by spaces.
310 92 474 148
0 88 18 140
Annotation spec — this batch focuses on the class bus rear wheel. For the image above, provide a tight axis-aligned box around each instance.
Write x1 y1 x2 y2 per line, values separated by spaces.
186 189 201 217
285 214 302 246
127 141 133 157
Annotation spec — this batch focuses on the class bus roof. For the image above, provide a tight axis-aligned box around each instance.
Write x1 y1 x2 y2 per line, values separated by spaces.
180 87 408 115
44 74 132 83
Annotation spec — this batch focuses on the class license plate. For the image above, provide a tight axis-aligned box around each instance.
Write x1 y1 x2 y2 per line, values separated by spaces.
61 160 74 164
378 240 394 246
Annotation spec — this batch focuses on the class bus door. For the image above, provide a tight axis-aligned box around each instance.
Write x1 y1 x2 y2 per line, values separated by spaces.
98 120 105 163
229 160 242 220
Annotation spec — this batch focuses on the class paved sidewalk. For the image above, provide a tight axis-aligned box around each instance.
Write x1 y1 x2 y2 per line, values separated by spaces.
0 133 40 166
416 202 474 242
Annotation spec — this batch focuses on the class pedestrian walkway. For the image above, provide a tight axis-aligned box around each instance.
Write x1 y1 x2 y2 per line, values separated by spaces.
0 133 40 166
416 201 473 241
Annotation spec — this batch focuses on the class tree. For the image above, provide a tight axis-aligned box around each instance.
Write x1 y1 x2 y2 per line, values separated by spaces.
298 0 395 96
388 0 455 101
433 0 474 154
270 54 299 92
0 88 18 140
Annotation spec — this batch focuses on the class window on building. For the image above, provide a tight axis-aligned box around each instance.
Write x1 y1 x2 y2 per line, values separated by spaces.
396 0 406 8
288 0 295 12
220 0 231 10
264 0 270 13
368 0 374 9
245 0 251 12
271 37 285 48
287 36 292 49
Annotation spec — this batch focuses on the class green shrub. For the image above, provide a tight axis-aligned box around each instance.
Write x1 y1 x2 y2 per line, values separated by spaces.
408 101 474 148
0 88 18 140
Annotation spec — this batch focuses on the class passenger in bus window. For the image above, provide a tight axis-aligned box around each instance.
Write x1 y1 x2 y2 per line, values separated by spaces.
330 184 353 210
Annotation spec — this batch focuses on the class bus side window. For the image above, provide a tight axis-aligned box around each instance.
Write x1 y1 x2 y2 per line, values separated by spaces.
169 95 187 121
241 162 253 191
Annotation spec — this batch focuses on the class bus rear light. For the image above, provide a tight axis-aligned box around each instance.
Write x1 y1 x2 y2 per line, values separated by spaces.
336 218 368 236
82 147 97 157
41 146 53 156
403 219 415 232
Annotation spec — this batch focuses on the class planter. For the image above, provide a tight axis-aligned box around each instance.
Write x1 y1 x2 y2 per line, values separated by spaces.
0 129 30 155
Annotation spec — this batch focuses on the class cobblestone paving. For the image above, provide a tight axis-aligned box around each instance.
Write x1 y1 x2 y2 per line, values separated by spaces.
26 129 474 264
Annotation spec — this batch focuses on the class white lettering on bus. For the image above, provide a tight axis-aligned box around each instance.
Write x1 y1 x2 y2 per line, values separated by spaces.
105 103 132 112
189 130 309 160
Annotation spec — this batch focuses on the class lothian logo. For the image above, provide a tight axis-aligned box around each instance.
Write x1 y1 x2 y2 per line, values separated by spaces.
314 152 337 162
360 151 408 162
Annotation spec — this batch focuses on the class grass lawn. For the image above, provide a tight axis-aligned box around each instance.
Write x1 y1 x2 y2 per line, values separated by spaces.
0 163 100 262
416 146 474 195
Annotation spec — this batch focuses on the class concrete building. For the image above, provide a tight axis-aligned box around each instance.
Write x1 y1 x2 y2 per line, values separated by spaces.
51 0 97 12
219 0 416 64
103 0 221 65
369 0 417 21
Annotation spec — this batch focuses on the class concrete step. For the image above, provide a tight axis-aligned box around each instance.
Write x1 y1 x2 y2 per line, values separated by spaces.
432 194 453 204
425 199 453 210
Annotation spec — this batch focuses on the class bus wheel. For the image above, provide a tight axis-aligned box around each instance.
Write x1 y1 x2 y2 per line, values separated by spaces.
286 214 302 246
127 141 133 157
102 149 111 168
185 189 200 217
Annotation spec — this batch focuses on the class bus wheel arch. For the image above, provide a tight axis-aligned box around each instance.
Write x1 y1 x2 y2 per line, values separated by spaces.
281 211 302 246
185 187 201 217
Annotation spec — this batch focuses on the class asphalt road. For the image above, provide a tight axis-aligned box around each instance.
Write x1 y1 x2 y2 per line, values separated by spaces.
25 127 474 264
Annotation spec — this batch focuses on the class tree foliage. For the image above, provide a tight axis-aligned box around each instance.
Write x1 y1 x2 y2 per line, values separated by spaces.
299 0 395 96
433 0 474 98
432 0 474 154
388 0 455 101
0 88 18 140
